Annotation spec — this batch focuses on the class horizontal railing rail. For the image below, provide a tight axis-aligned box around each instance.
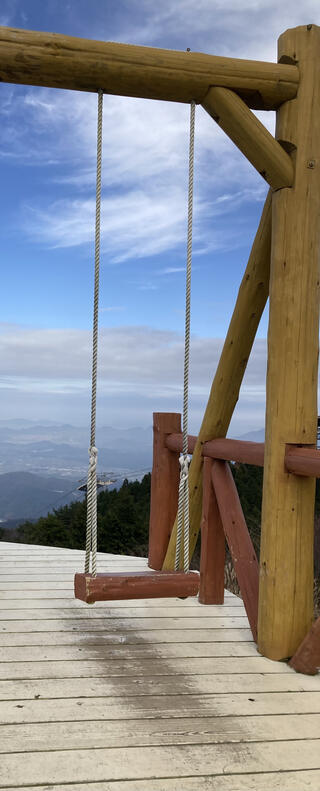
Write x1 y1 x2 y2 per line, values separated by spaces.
165 432 320 477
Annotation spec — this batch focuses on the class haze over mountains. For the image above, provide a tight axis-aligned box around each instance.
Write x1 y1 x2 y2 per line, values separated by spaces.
0 420 152 523
0 419 265 524
0 419 152 477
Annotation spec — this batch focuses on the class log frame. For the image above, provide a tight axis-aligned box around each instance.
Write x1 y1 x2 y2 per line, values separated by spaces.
258 24 320 661
0 26 299 109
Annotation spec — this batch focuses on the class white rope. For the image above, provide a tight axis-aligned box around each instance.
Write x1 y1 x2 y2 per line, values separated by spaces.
85 89 103 576
175 100 195 573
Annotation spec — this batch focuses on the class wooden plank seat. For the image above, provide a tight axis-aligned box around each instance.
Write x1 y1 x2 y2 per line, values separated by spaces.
74 570 200 604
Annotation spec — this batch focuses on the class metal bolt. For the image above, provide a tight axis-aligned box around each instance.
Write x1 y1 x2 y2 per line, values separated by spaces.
308 160 315 169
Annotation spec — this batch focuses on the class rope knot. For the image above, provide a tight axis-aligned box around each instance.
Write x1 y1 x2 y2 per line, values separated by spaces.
179 454 190 484
88 446 98 472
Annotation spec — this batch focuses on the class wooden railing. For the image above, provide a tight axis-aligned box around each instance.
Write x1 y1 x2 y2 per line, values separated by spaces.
148 412 320 672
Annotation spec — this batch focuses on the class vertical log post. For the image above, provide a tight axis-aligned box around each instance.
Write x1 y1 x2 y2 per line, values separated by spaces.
258 25 320 660
148 413 181 570
199 457 225 604
163 190 272 570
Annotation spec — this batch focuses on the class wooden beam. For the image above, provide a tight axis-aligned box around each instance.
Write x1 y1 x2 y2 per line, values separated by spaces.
74 570 199 604
258 25 320 661
163 190 272 571
199 458 225 605
148 413 181 570
202 87 294 190
0 26 299 109
203 438 265 466
211 460 259 641
165 433 265 466
165 433 197 454
285 445 320 477
289 617 320 675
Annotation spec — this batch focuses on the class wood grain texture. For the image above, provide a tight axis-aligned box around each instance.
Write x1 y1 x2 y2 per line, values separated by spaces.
148 413 181 569
163 191 271 570
202 86 294 189
258 25 320 661
74 570 199 603
285 445 320 477
211 461 259 641
4 771 320 791
0 26 298 108
199 457 225 604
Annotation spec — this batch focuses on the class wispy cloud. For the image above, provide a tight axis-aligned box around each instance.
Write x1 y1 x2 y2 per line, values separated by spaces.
0 321 269 432
158 267 186 275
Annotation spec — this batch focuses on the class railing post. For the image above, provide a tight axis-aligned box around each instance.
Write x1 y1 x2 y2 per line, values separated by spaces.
199 457 225 604
148 413 181 570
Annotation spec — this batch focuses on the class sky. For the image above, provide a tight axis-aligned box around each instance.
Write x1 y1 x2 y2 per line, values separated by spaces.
1 0 320 437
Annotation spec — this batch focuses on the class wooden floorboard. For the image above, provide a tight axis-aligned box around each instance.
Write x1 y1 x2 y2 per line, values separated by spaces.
0 541 319 790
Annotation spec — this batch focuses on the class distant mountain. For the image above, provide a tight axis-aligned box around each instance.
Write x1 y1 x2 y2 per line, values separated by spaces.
0 471 82 522
238 428 264 442
0 421 152 478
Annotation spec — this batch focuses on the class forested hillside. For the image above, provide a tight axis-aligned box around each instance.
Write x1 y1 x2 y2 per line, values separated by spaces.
2 465 320 585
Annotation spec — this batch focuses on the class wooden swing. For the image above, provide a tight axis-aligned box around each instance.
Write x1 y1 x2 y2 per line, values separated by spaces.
74 93 199 604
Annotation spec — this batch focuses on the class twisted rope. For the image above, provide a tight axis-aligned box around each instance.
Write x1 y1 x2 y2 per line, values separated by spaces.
175 100 196 573
85 89 103 576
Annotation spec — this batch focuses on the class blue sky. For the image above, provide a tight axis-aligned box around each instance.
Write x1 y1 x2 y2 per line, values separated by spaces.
1 0 319 435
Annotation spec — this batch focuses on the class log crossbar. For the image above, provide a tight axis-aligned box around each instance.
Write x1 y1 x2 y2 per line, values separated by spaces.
0 26 299 109
74 570 199 604
165 432 320 477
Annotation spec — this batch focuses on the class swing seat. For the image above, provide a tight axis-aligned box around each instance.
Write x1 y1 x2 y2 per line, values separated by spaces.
74 570 199 604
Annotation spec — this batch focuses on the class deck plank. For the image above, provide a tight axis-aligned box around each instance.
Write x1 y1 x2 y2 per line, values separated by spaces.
1 691 320 724
2 740 320 786
1 713 320 752
4 772 320 791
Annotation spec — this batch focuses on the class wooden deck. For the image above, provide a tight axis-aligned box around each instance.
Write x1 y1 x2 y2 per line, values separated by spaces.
0 541 320 790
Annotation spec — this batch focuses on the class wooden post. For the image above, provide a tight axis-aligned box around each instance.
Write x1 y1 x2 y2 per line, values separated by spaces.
148 413 181 570
258 25 320 660
211 461 259 641
199 457 225 604
163 190 271 570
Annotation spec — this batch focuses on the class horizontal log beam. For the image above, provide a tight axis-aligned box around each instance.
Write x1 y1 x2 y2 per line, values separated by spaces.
203 438 265 466
165 433 265 466
285 445 320 476
0 27 299 109
202 86 294 190
165 433 320 477
74 570 199 604
165 433 197 454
